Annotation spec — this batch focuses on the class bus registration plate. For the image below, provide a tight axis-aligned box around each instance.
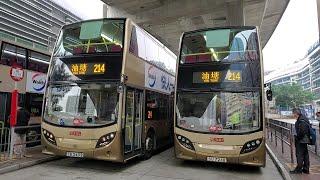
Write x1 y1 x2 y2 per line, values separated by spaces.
66 152 84 158
206 157 227 163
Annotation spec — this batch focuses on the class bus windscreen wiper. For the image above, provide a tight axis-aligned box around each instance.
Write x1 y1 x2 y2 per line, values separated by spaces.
177 88 201 93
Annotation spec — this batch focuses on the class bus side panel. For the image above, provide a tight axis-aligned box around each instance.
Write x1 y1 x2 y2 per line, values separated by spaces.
123 20 145 89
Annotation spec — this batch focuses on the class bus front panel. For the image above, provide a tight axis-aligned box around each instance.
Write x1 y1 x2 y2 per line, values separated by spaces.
174 26 265 166
42 19 126 162
42 122 124 162
174 128 265 166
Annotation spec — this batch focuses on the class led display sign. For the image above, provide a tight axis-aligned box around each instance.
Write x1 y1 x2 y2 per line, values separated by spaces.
69 63 105 75
193 70 241 83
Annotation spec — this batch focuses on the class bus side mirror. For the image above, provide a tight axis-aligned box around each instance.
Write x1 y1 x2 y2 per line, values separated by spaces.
266 90 272 101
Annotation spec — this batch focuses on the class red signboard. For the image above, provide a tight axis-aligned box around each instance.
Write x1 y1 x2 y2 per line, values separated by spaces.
10 66 24 81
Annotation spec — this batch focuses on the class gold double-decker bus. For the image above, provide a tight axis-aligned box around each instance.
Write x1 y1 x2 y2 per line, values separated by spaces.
41 18 176 162
174 26 266 166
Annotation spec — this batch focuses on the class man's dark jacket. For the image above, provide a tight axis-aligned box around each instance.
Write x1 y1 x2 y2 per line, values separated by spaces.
14 108 30 134
294 115 310 143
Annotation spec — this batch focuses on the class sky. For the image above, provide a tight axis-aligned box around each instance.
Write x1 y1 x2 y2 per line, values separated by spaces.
53 0 319 72
263 0 319 71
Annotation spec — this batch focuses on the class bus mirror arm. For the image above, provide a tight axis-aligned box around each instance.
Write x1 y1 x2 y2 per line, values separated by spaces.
266 90 272 101
117 84 124 93
264 83 272 101
264 83 271 88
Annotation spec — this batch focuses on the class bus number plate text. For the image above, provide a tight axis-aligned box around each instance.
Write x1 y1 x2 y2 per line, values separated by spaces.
206 157 227 163
66 152 84 158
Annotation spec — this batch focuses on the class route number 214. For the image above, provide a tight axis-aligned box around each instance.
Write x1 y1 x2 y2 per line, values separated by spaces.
93 64 105 73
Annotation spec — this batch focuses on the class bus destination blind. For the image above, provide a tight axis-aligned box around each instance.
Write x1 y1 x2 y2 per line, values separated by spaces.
69 63 105 75
193 71 241 83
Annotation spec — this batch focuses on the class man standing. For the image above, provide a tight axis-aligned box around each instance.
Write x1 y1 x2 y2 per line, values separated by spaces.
290 108 310 174
13 102 30 158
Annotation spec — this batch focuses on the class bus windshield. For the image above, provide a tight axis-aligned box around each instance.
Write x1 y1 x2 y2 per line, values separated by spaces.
176 91 260 134
44 83 119 127
180 27 259 63
54 19 125 57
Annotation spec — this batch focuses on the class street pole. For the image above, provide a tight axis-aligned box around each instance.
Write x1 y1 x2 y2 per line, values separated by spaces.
9 82 18 159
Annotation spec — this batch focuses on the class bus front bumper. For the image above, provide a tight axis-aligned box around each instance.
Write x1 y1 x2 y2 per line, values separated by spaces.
174 139 266 167
42 138 124 162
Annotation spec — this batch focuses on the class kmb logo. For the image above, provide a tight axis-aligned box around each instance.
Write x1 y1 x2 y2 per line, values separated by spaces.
69 131 81 136
210 137 224 142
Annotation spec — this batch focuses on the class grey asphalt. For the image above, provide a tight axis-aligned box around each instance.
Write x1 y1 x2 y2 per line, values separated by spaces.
0 148 283 180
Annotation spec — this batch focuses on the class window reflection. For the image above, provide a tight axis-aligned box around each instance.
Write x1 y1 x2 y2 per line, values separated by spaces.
180 28 260 64
176 92 260 133
49 57 75 82
54 19 125 57
145 91 169 121
44 83 119 127
129 26 176 74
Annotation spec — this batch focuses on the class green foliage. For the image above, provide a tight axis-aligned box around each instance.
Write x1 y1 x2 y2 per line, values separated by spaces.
273 83 315 108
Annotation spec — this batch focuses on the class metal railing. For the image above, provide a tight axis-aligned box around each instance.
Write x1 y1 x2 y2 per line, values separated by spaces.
267 119 294 163
0 126 11 161
267 118 319 164
0 125 41 162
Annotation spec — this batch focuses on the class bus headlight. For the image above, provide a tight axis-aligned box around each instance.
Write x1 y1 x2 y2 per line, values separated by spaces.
176 134 195 151
96 132 116 148
42 129 56 145
240 138 262 154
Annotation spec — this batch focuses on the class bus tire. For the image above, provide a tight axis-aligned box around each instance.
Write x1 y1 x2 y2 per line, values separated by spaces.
143 132 155 160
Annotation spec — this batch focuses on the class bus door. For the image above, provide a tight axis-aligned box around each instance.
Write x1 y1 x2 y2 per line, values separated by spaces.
124 88 143 158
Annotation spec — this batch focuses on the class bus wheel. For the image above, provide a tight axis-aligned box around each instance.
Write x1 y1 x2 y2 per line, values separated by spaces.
143 132 155 159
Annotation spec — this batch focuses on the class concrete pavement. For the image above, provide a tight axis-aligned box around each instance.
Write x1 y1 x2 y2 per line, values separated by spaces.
267 135 320 180
0 148 282 180
0 147 59 174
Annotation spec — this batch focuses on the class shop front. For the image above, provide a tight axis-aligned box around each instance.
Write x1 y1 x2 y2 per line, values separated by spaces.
0 65 27 127
0 41 49 132
25 71 46 125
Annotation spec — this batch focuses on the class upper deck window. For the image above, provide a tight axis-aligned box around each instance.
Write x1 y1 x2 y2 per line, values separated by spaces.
180 27 259 64
129 26 176 74
54 19 125 57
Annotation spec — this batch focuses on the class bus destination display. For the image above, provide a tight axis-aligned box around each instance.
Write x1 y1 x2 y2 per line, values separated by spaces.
69 63 105 75
193 71 241 83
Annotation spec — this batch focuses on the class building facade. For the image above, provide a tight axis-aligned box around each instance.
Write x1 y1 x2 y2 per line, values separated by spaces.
0 0 81 52
265 40 320 113
0 0 81 127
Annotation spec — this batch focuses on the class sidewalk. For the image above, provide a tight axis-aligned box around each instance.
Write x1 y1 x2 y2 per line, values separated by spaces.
267 136 320 180
0 147 59 174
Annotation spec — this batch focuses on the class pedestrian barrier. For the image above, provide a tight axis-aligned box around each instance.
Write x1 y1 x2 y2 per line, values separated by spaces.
267 118 320 163
0 125 41 162
0 126 11 162
267 118 294 163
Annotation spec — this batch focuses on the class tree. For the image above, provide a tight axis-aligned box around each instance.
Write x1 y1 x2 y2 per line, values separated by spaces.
273 83 315 108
